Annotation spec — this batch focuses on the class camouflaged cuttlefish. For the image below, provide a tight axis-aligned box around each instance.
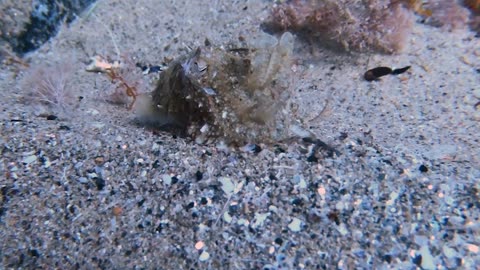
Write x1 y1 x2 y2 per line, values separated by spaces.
135 32 295 145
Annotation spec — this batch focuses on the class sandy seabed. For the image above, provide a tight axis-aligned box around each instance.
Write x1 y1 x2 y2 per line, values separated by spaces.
0 0 479 269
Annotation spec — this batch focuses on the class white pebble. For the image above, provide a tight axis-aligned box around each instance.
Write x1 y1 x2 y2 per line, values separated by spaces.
87 108 100 115
219 177 235 195
199 251 210 262
237 218 249 226
386 191 399 206
419 245 435 270
200 124 209 133
162 174 172 185
223 212 232 223
297 178 307 189
78 177 88 184
252 212 270 228
268 205 278 213
43 159 51 168
337 223 349 236
91 122 105 129
335 201 345 211
22 155 37 164
288 218 302 232
442 246 457 258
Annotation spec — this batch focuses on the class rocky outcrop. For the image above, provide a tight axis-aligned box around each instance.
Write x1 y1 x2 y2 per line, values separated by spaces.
0 0 96 55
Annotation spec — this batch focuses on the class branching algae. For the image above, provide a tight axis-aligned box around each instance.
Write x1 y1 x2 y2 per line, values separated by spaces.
135 32 295 145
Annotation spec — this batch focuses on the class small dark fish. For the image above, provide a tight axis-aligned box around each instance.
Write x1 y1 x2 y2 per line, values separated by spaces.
364 66 392 81
364 65 411 81
137 63 164 74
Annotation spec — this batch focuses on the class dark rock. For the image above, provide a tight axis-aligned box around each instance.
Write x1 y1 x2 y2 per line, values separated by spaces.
306 154 318 163
171 176 179 184
94 177 105 190
269 173 277 180
274 237 283 245
419 165 428 173
195 170 203 181
291 198 303 206
2 0 97 55
412 254 422 266
185 202 195 210
28 249 40 257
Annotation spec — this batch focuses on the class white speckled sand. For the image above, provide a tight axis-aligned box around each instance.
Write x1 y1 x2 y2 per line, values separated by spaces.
1 1 479 269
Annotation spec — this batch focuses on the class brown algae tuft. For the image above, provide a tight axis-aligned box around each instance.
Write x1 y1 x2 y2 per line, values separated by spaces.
135 32 295 145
